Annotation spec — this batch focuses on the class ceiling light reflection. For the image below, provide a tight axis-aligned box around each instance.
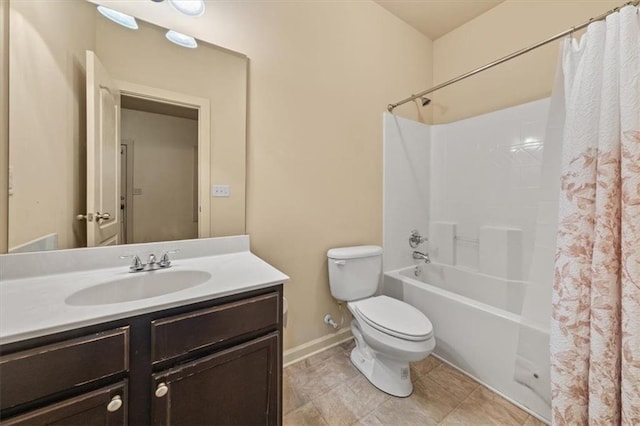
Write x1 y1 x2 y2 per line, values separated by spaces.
165 30 198 48
168 0 206 17
97 6 139 30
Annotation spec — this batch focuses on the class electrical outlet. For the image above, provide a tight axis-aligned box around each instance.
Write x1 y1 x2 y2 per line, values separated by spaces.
212 185 230 197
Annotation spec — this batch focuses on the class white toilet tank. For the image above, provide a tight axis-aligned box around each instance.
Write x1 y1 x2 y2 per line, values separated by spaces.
327 245 383 301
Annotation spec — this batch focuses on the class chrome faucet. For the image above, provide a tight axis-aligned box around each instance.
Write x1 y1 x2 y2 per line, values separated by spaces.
412 251 431 263
120 249 179 273
120 254 145 272
147 254 159 270
159 250 179 268
409 229 427 248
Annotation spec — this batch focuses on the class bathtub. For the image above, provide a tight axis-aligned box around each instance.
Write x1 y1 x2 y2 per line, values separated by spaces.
383 263 551 422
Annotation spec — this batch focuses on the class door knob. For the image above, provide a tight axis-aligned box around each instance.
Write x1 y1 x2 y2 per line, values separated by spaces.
155 382 169 398
76 213 94 222
106 395 123 412
77 212 111 222
95 212 111 222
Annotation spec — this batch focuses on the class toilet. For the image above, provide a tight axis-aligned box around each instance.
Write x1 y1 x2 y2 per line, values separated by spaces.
327 245 435 397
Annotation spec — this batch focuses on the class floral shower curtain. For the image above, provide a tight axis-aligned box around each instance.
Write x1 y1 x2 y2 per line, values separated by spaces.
551 5 640 426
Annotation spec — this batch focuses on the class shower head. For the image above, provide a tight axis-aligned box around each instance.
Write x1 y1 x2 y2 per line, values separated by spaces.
421 97 431 106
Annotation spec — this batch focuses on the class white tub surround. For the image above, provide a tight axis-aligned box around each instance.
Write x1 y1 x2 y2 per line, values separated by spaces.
430 99 549 273
479 226 523 280
384 264 550 421
394 262 527 315
513 322 551 404
430 222 456 265
0 236 289 345
382 113 430 272
382 99 553 422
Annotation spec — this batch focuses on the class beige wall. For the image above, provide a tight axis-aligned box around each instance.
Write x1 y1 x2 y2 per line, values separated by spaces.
432 0 621 124
96 0 434 350
8 0 95 250
95 17 247 238
0 0 8 254
121 109 198 244
243 2 431 349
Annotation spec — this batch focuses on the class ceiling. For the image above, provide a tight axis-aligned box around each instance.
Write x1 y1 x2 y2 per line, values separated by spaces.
374 0 505 40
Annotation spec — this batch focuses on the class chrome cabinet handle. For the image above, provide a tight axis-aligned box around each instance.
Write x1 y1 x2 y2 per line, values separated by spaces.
155 382 169 398
106 395 123 412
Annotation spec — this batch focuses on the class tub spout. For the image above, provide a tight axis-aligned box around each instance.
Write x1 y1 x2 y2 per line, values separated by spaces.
412 251 431 263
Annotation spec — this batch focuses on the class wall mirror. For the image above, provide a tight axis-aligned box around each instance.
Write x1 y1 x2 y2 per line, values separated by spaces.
7 0 247 253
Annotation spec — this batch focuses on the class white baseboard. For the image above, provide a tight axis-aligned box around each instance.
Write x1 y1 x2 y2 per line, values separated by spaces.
283 328 353 367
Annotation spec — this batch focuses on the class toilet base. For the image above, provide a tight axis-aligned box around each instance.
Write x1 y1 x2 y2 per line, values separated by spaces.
350 344 413 398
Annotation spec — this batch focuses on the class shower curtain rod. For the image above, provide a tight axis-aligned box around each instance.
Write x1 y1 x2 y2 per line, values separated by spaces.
387 0 640 112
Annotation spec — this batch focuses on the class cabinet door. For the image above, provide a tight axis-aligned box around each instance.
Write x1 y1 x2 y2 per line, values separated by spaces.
152 332 279 426
1 381 127 426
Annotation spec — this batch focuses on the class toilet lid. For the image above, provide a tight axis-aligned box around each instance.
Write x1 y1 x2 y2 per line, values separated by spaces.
351 296 433 341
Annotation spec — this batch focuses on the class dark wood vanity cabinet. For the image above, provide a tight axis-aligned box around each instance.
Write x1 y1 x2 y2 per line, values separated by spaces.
151 332 279 426
0 285 283 426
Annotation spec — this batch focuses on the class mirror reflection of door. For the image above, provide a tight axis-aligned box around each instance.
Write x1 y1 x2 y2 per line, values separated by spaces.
85 51 200 248
85 50 121 247
119 96 199 244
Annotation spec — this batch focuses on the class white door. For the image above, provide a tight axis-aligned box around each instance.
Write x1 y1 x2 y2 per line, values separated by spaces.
86 51 120 247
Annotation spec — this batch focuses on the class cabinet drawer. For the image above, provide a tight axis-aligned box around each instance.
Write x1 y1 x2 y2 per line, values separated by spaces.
0 327 129 411
0 381 127 426
151 292 279 363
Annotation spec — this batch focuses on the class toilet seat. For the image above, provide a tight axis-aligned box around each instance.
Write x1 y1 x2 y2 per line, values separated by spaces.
350 296 433 342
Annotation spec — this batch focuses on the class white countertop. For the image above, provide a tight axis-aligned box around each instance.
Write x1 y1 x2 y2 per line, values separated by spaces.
0 236 289 345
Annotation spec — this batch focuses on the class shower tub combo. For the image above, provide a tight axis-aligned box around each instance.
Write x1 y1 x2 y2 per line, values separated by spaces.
383 263 551 422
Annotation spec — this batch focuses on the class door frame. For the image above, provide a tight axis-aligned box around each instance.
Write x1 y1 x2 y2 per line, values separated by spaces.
120 139 135 244
117 80 211 239
0 0 8 254
86 51 120 247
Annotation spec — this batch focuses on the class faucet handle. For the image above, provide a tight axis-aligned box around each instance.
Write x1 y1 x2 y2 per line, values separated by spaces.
159 249 180 268
409 229 428 248
120 254 144 272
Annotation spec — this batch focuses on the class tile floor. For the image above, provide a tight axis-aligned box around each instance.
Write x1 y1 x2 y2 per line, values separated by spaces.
283 340 546 426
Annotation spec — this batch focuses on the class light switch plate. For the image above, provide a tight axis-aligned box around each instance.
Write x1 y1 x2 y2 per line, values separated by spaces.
212 185 230 197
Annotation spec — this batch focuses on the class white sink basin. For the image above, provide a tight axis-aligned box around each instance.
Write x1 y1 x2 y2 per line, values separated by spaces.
65 270 212 306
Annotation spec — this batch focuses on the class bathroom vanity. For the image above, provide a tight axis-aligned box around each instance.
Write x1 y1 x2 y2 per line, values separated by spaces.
0 236 288 425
